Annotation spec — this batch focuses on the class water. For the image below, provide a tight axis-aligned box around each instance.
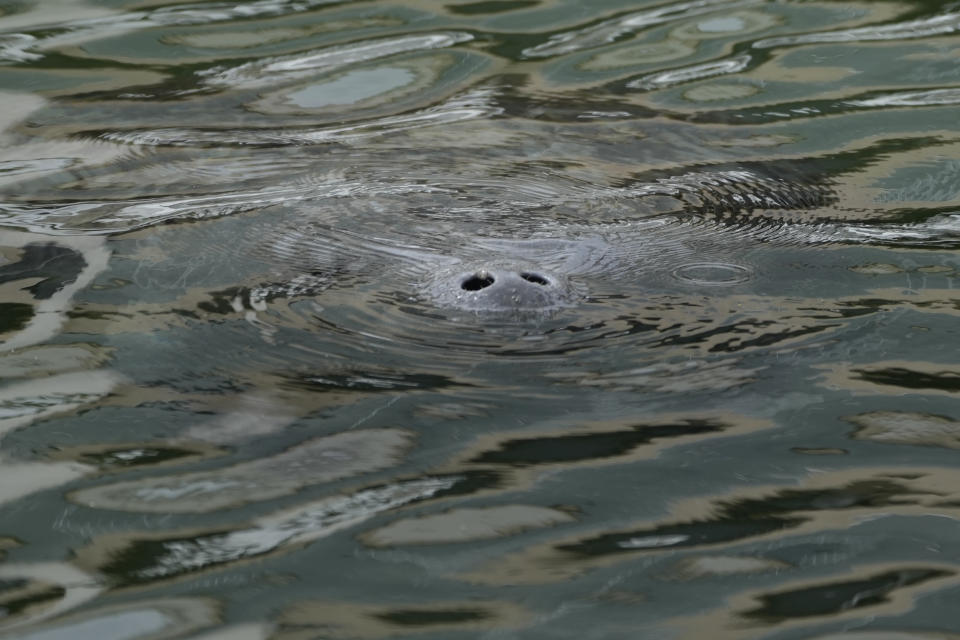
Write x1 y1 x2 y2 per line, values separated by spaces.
1 0 960 638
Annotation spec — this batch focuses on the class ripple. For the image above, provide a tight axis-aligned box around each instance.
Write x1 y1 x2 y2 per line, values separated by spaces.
79 476 460 586
0 598 218 640
836 214 960 248
0 563 103 633
0 371 122 439
0 0 347 63
70 429 414 513
522 0 760 59
220 198 858 363
360 504 575 547
671 261 753 285
546 358 762 393
76 154 318 191
847 88 960 108
98 87 502 148
0 170 454 234
671 9 780 40
624 167 836 218
0 345 109 379
627 53 752 90
0 186 306 234
460 473 941 586
754 10 960 49
198 33 474 91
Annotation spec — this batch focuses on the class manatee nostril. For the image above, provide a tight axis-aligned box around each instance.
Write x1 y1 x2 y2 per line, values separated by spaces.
461 271 495 291
520 272 549 286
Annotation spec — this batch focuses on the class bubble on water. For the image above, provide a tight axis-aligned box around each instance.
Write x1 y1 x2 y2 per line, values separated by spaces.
671 262 752 285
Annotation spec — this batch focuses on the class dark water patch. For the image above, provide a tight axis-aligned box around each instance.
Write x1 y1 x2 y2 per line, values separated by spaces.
278 598 529 637
447 1 539 15
64 308 135 321
742 567 953 623
717 480 925 517
833 298 903 318
852 367 960 393
145 372 248 396
47 442 223 472
469 419 724 466
0 540 18 562
427 470 503 499
558 517 801 557
0 580 66 621
0 304 32 335
375 607 491 625
791 447 848 456
0 244 86 300
196 287 250 315
653 319 837 354
287 371 466 392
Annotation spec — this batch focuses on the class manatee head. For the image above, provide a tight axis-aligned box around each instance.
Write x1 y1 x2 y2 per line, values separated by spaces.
422 260 579 315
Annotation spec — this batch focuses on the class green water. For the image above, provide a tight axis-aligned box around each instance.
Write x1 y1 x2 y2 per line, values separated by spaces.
1 0 960 638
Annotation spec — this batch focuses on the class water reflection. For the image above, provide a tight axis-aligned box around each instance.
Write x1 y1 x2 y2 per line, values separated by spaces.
0 597 218 640
74 475 468 586
459 470 960 586
0 563 102 633
70 429 413 512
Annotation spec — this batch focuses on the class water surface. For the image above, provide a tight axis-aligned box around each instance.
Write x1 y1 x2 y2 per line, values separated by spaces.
2 0 960 638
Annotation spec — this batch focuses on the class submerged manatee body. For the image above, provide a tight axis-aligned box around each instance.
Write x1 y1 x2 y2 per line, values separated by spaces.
241 164 837 318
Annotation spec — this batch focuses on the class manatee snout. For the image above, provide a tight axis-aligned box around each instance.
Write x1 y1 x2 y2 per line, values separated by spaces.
425 263 577 314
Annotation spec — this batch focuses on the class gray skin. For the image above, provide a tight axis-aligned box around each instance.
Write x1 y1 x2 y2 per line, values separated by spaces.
243 167 845 317
412 168 834 314
428 263 575 313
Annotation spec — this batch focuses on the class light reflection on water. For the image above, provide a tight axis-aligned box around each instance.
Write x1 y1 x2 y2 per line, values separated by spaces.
1 0 960 638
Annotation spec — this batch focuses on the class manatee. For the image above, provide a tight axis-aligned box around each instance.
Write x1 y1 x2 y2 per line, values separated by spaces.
215 164 838 320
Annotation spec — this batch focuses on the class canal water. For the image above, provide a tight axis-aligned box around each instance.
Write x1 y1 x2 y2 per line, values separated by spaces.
1 0 960 638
